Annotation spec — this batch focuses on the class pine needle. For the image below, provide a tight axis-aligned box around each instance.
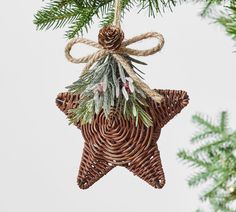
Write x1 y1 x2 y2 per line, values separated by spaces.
178 112 236 211
67 54 153 127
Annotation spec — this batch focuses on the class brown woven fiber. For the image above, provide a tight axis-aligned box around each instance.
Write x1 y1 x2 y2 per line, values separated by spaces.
56 89 189 189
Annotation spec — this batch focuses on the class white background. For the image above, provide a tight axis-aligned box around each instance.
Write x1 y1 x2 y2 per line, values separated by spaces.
1 1 236 212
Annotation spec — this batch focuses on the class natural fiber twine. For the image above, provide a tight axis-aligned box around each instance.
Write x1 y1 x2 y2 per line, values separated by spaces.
56 89 189 189
64 0 165 103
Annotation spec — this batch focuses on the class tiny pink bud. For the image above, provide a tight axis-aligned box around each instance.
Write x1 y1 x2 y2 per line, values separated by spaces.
123 82 131 93
97 82 104 94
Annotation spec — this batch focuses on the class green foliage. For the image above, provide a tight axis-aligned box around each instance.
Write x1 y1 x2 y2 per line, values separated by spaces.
34 0 236 41
67 54 153 127
178 112 236 212
218 6 236 40
34 0 179 38
34 0 112 38
198 0 236 41
100 0 134 26
199 0 226 17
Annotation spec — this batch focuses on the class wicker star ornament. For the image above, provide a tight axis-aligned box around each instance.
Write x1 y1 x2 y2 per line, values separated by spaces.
56 89 189 189
55 0 190 190
34 0 189 190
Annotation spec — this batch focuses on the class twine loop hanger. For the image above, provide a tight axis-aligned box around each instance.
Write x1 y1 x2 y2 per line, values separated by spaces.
65 0 165 103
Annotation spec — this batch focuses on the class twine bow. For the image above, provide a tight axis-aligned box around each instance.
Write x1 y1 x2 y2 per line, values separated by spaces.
65 0 165 103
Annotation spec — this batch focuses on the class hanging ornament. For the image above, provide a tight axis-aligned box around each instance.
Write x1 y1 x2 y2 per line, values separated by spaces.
55 0 189 189
57 89 188 189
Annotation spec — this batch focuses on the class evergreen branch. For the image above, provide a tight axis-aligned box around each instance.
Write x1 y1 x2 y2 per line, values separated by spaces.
178 112 236 211
197 0 236 44
193 138 229 154
65 7 95 38
220 111 228 132
192 114 220 133
34 0 182 38
200 0 220 17
34 0 236 43
178 150 210 168
198 0 234 18
66 0 115 37
129 94 153 127
137 0 177 16
100 0 134 26
217 6 236 40
69 93 95 124
34 1 78 30
188 171 212 187
191 131 215 143
67 54 153 127
201 176 227 200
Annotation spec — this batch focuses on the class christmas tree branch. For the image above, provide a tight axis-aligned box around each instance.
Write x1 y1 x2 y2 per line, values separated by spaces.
34 0 77 30
100 0 135 26
198 0 236 42
192 114 221 134
178 111 236 211
34 0 179 38
217 6 236 40
178 150 210 168
34 0 236 42
188 170 213 187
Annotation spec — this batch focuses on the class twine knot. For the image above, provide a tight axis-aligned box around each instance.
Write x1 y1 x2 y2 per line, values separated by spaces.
65 0 165 103
65 24 165 103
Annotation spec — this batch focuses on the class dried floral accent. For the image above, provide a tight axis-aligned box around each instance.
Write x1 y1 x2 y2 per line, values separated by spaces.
124 77 134 93
96 81 106 95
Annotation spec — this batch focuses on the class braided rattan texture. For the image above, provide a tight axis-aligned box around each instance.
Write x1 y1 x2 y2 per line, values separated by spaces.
56 89 189 189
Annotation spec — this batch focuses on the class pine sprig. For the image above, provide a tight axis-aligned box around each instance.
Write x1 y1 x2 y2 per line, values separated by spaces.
34 1 78 30
178 111 236 211
217 6 236 40
67 54 153 127
138 0 177 16
188 170 212 187
220 111 229 131
193 137 230 154
100 0 134 26
200 0 223 17
191 131 215 143
198 0 236 42
192 114 220 133
34 0 181 38
34 0 236 42
65 7 95 38
177 150 210 168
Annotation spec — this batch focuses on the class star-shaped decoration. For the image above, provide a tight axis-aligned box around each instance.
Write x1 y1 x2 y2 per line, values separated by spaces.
56 89 189 189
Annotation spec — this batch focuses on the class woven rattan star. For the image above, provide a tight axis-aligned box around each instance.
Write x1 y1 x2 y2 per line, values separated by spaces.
56 89 189 189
